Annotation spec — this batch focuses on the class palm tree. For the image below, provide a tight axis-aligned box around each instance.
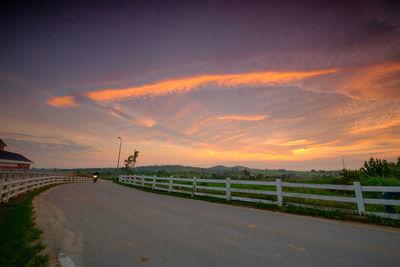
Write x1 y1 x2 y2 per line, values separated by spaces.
131 149 139 175
122 149 140 175
123 158 132 175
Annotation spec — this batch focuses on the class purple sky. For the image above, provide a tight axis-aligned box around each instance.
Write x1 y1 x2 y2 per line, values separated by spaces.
1 0 400 170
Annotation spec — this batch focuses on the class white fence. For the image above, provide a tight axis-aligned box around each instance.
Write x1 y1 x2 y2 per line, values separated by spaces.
0 172 92 204
119 175 400 220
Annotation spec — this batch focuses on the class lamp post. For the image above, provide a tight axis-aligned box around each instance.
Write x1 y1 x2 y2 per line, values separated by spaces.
116 137 122 172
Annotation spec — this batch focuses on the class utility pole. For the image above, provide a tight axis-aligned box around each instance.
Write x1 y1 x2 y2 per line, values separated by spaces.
341 154 346 169
117 137 122 172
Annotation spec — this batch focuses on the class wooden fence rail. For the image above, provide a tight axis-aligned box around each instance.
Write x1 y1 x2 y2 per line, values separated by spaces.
0 172 92 204
119 175 400 220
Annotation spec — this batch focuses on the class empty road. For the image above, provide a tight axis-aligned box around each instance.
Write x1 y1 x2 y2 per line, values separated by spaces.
35 181 400 266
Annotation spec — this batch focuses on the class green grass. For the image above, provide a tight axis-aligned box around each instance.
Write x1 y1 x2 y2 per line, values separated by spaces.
115 181 400 228
0 186 54 267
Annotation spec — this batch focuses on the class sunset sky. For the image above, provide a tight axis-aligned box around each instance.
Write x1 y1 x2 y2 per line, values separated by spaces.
1 0 400 170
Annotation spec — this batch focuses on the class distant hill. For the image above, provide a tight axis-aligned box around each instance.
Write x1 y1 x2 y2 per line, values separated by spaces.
208 165 248 172
64 164 341 180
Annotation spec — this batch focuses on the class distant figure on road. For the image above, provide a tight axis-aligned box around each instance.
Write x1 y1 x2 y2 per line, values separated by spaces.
93 172 99 183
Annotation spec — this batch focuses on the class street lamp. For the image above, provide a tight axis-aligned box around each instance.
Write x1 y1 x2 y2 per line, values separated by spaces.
116 137 122 172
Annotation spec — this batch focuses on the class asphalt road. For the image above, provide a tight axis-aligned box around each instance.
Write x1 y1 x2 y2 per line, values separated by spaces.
36 181 400 267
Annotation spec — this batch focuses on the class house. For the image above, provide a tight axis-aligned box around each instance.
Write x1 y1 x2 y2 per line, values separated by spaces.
0 139 33 170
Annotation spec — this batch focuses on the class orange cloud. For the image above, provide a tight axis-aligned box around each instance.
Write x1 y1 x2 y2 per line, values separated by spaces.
217 115 270 121
349 119 400 135
208 129 245 141
340 61 400 99
279 139 316 146
87 69 340 102
141 120 155 127
46 96 79 107
181 118 215 135
272 117 305 124
291 139 400 160
107 111 154 127
46 68 340 107
110 106 155 127
215 134 246 143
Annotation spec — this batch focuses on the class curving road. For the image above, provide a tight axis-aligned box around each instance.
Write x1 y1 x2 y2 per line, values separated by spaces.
35 181 400 266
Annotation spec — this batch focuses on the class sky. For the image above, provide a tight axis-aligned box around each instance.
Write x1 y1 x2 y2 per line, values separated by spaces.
1 0 400 170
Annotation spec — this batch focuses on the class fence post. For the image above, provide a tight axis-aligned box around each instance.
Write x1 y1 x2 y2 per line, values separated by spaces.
226 177 231 201
0 173 8 202
5 177 13 203
192 177 197 197
29 174 33 190
169 176 173 192
141 175 144 187
0 174 6 203
23 176 28 194
152 175 156 190
134 175 136 185
354 182 365 215
32 177 37 190
276 179 283 206
13 176 20 198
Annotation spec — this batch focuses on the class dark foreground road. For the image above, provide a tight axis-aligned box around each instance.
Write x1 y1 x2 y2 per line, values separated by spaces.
35 181 400 267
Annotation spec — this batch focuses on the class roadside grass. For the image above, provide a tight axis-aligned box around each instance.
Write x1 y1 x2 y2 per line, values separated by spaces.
0 185 54 267
114 181 400 228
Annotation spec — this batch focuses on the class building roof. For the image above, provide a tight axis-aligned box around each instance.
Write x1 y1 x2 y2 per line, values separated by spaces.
0 150 32 163
0 139 6 146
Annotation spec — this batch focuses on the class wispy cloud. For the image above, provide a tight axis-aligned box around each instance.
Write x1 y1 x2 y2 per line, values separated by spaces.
279 140 316 146
93 104 155 127
339 62 400 99
217 115 269 121
302 62 400 99
46 95 79 107
349 119 400 134
46 68 340 107
291 139 400 159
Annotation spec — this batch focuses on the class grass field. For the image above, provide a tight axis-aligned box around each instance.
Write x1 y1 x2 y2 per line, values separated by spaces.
0 186 53 267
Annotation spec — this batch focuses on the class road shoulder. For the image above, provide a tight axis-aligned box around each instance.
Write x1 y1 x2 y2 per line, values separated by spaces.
34 185 83 266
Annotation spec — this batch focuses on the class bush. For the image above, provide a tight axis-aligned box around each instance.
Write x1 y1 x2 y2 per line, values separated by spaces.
337 156 400 185
340 168 361 184
360 157 400 179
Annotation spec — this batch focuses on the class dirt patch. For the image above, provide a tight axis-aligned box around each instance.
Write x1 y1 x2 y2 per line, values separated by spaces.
34 186 84 266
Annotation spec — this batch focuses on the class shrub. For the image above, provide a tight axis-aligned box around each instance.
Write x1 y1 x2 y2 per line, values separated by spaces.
340 168 361 184
360 157 399 179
